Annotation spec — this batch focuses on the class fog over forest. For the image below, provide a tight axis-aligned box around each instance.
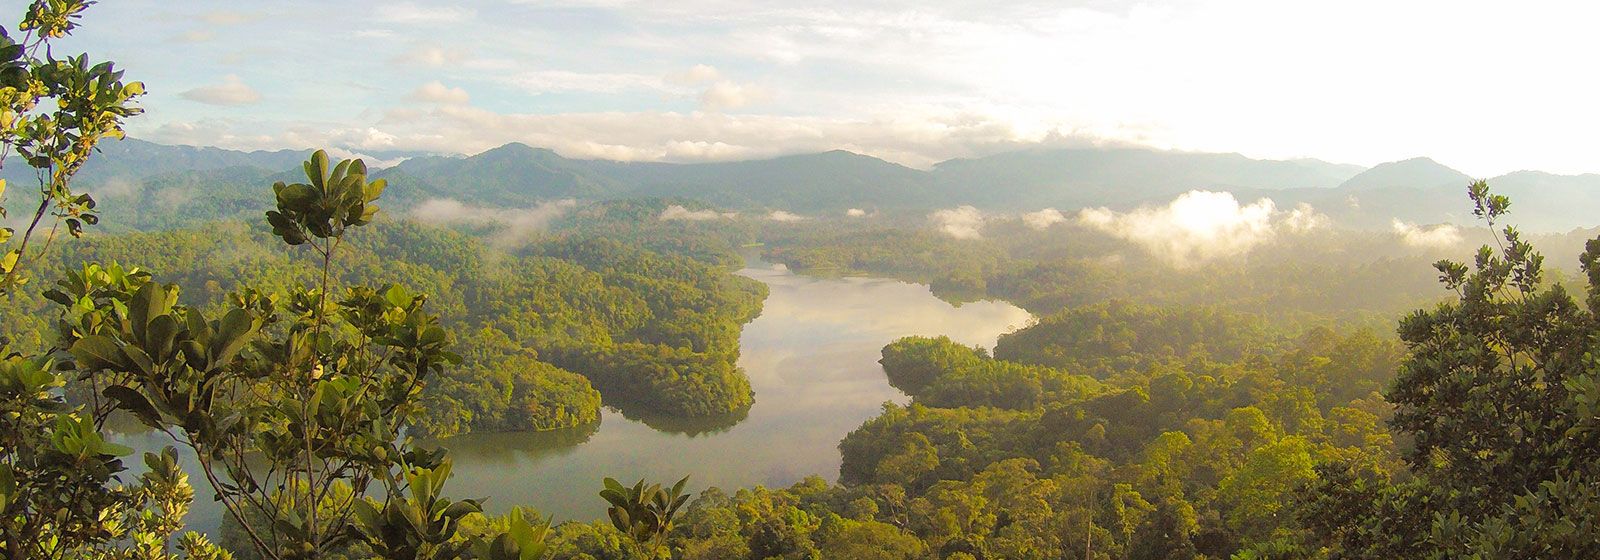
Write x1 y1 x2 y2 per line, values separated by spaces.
2 1 1599 559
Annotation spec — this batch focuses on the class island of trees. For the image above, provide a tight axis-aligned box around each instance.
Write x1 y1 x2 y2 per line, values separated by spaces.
2 3 1599 559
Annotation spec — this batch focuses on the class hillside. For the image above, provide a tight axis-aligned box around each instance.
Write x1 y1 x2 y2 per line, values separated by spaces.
21 138 1600 232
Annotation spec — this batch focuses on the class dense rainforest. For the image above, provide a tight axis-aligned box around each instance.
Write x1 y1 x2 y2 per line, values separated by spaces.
5 3 1600 559
0 211 768 436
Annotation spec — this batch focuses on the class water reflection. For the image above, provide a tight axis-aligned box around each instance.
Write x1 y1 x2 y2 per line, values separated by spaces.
124 258 1032 532
438 259 1031 522
611 405 750 436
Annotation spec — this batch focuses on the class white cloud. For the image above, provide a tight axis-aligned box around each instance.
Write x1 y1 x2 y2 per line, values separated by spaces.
659 204 726 221
198 11 258 26
767 210 805 222
377 3 475 23
392 43 469 67
1391 219 1462 248
179 75 261 106
699 81 773 111
846 208 868 217
94 0 1600 178
88 177 140 200
1078 191 1324 266
666 64 722 85
409 198 576 247
1021 208 1066 230
508 70 665 95
135 104 1097 169
322 147 408 170
1284 202 1331 233
930 205 984 239
173 30 215 43
357 105 1083 168
409 81 470 104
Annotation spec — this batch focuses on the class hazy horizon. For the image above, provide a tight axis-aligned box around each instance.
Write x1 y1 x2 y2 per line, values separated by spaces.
16 0 1600 177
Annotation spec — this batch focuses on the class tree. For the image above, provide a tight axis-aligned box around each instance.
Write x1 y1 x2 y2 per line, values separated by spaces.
1306 182 1600 557
0 0 143 295
0 2 228 558
63 151 520 559
600 476 691 557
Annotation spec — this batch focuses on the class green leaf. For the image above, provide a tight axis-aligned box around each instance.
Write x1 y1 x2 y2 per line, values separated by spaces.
70 335 131 372
208 308 258 369
103 385 164 430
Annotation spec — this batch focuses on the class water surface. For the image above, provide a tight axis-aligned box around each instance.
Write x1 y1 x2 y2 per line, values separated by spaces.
124 260 1032 530
441 262 1031 521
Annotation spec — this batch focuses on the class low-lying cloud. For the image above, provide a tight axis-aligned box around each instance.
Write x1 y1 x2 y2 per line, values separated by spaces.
930 205 985 239
658 204 732 221
767 210 806 222
1021 208 1067 230
1078 190 1328 266
1391 219 1462 248
409 198 576 247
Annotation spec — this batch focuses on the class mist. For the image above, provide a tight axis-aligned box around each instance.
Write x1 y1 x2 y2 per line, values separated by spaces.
1078 191 1328 266
659 205 729 221
409 198 577 247
930 206 985 239
1391 219 1463 248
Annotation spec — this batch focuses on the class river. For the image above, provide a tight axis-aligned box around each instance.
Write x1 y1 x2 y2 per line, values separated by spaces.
119 260 1032 532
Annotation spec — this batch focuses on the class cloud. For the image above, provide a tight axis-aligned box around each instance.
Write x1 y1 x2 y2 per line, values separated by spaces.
699 81 773 111
351 105 1091 168
391 43 469 67
1021 208 1066 230
322 147 408 170
131 103 1119 170
377 3 475 23
180 75 261 106
409 81 470 104
846 208 869 217
666 64 722 85
767 210 805 222
1391 219 1462 248
1284 203 1330 232
930 205 984 239
508 70 665 95
173 30 215 43
198 11 258 26
1078 191 1325 266
409 198 576 247
87 177 140 200
658 204 727 221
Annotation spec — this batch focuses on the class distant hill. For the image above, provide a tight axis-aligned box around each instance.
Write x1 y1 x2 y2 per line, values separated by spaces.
377 147 929 212
18 138 1600 232
0 138 306 187
930 148 1363 210
1337 157 1473 191
380 143 622 205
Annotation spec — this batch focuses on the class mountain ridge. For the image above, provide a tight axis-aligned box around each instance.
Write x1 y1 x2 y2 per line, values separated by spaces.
21 138 1600 231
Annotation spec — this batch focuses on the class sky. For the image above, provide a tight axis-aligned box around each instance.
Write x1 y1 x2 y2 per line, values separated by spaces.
16 0 1600 175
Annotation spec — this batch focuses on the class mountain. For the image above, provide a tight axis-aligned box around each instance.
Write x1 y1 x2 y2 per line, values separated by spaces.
598 150 929 211
22 138 1600 232
379 143 622 205
0 138 308 188
379 147 929 212
1337 157 1473 191
1479 171 1600 231
931 147 1364 210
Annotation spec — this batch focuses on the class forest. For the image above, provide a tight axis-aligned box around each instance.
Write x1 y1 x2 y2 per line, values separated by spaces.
4 2 1600 560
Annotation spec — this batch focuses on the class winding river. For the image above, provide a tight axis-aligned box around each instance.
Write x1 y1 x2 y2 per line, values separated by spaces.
121 259 1032 531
